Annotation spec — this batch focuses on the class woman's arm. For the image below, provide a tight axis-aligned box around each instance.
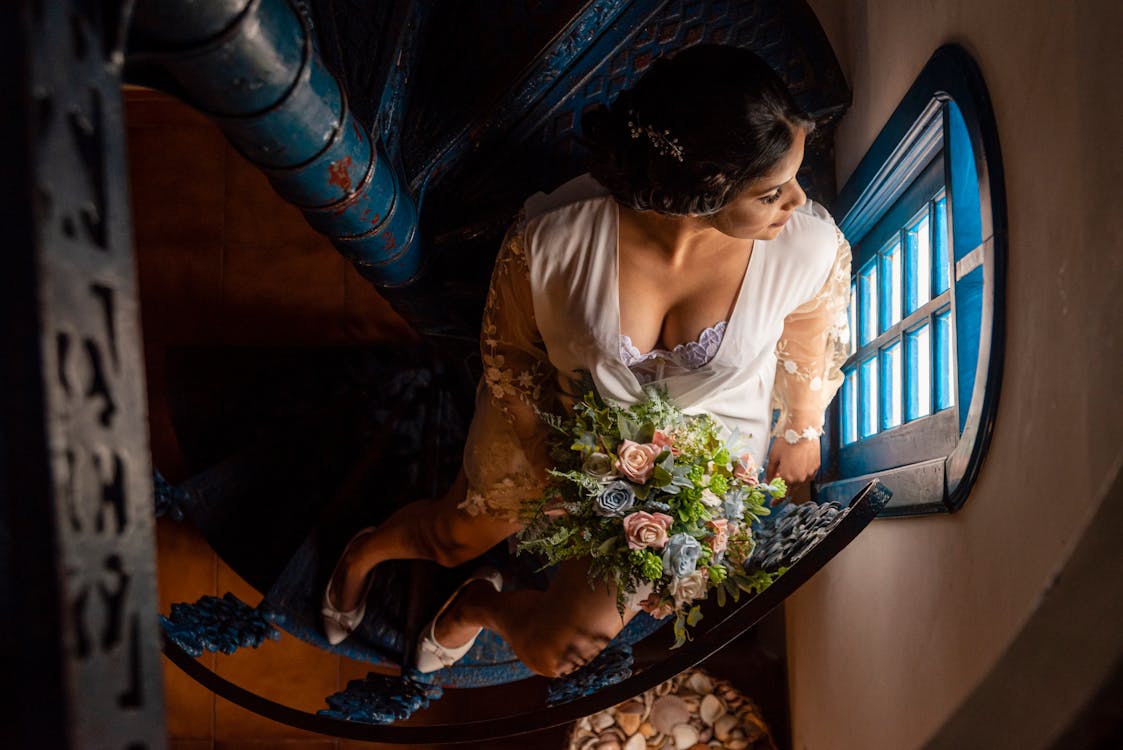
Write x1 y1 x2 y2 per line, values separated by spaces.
459 217 556 521
766 228 852 485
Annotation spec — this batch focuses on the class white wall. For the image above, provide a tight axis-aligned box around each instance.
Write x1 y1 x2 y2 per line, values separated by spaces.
791 1 1123 748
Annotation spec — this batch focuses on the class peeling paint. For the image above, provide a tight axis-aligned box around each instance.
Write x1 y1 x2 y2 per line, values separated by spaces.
328 156 353 192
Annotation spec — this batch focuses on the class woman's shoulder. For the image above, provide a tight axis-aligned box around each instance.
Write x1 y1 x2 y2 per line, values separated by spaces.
522 173 611 220
773 200 842 262
788 200 839 240
521 175 616 264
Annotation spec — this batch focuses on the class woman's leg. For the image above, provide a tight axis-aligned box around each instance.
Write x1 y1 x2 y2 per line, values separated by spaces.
438 557 641 678
330 470 523 611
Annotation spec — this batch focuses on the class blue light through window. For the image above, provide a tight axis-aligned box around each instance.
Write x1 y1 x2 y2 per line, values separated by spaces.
905 323 932 421
859 260 878 346
935 308 955 411
881 238 902 331
933 195 950 295
880 341 903 430
843 188 954 442
842 366 858 445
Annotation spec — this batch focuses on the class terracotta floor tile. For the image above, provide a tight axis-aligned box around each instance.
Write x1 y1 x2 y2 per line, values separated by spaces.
156 518 217 612
337 655 399 690
126 125 227 249
137 240 224 345
223 147 317 248
163 651 217 741
169 740 213 750
220 238 347 345
125 89 214 130
213 686 338 743
215 738 337 750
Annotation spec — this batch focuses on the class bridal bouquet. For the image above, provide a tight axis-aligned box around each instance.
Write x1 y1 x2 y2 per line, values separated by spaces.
518 389 788 647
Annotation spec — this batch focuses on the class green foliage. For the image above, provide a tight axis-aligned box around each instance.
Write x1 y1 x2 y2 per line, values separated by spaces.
516 386 789 646
631 549 664 580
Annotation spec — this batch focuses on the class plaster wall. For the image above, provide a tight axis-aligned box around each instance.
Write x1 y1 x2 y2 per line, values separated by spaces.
792 1 1123 748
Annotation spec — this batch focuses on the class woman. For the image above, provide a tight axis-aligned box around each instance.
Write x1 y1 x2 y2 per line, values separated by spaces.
321 45 851 677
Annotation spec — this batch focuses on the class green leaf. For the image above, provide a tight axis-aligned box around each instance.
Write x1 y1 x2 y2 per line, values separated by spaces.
652 466 672 487
672 612 688 649
686 605 704 627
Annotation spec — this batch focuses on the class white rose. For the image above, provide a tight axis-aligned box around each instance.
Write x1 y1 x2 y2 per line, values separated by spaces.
667 569 709 607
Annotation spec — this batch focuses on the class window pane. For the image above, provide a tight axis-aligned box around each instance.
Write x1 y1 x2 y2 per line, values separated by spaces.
906 323 932 420
935 309 955 410
842 367 858 445
860 260 878 346
934 195 950 295
849 280 858 356
880 238 902 331
880 341 903 430
906 211 932 313
860 355 879 438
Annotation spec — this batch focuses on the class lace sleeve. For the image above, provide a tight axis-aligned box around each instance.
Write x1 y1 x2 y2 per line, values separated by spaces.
459 217 555 521
771 227 853 443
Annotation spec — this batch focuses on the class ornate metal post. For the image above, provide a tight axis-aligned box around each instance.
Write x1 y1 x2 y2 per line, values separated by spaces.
0 1 168 747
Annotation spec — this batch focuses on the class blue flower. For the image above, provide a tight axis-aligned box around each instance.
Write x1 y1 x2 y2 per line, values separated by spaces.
596 481 636 517
662 533 703 578
723 488 747 520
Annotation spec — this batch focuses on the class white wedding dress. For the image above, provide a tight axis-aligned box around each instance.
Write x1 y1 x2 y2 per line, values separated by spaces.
459 175 852 523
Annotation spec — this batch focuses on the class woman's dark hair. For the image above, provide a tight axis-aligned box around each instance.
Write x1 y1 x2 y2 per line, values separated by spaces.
580 45 814 215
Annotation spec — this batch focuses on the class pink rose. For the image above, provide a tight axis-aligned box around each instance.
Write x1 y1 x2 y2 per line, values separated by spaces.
651 429 680 456
616 440 662 483
623 511 674 551
706 518 729 555
640 592 676 619
733 453 759 485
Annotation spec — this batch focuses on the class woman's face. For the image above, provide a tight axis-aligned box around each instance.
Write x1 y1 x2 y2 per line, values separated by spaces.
704 127 808 241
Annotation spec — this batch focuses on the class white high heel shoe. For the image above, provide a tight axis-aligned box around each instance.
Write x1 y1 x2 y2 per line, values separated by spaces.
415 567 503 673
321 526 378 646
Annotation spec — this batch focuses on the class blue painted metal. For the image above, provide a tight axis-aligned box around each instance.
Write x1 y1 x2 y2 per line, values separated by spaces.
153 469 188 522
129 0 421 288
546 643 634 707
161 593 281 657
319 670 443 724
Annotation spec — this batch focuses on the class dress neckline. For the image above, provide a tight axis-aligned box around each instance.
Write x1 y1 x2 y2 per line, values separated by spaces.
611 200 761 381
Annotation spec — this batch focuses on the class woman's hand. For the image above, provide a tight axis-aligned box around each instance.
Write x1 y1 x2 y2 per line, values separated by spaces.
765 436 821 487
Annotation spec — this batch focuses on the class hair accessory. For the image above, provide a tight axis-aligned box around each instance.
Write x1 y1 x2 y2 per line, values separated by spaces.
626 110 685 162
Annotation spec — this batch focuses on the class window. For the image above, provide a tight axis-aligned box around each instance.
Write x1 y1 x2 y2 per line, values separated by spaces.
816 45 1006 516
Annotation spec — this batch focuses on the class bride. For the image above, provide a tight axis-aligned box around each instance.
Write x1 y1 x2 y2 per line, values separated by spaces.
321 45 851 677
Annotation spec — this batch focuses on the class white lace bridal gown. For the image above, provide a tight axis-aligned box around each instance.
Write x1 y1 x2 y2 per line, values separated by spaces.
459 175 852 533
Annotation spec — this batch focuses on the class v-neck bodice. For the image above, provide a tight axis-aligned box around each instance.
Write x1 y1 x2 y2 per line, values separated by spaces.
610 200 759 388
620 321 728 384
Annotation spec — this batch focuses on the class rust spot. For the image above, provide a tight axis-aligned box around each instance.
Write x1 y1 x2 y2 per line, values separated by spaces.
382 232 396 251
328 156 353 192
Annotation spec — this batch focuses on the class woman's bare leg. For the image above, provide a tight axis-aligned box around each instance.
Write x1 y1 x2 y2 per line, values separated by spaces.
330 470 523 611
438 557 641 677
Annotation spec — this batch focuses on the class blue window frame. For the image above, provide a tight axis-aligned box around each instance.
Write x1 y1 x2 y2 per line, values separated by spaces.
816 45 1006 516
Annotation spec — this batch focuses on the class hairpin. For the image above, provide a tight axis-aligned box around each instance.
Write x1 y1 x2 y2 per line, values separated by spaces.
626 110 685 162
